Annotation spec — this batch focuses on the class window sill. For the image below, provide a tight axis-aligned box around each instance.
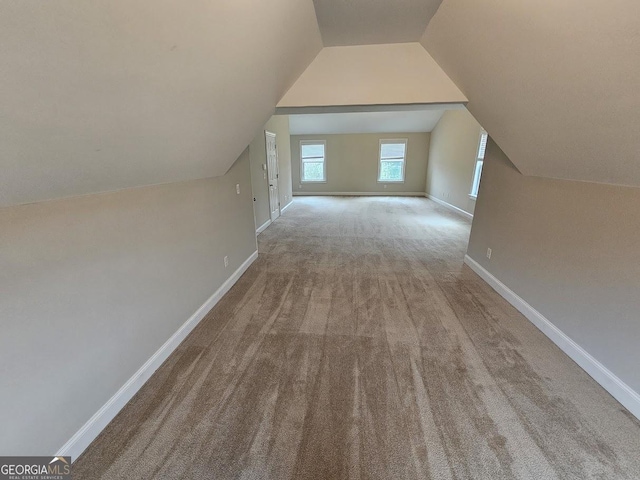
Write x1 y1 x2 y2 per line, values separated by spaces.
301 181 327 184
377 181 405 184
468 194 478 200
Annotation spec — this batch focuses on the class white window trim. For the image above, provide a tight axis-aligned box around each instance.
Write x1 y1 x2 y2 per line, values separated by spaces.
377 138 407 184
300 140 327 183
469 130 488 198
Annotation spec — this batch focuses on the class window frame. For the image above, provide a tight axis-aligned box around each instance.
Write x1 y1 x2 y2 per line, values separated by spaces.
469 130 488 199
300 140 327 183
377 138 408 184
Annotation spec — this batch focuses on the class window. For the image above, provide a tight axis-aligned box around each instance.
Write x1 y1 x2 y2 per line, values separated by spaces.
378 139 407 183
300 141 326 182
470 130 488 198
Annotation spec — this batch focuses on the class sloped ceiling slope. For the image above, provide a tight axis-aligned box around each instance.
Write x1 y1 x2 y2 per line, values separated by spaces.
277 43 467 109
422 0 640 186
0 1 322 207
312 0 443 46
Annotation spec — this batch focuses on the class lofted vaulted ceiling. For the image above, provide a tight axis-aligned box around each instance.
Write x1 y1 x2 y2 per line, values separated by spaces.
422 0 640 186
3 0 639 208
0 0 321 207
312 0 443 46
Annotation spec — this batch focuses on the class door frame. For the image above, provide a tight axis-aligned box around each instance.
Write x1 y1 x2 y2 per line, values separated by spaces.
264 131 280 222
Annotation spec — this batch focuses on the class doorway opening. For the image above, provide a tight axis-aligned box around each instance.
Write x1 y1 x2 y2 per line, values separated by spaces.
265 131 280 222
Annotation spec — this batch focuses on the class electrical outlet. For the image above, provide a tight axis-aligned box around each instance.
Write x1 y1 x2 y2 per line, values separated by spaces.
224 256 229 268
383 184 387 189
236 184 240 195
298 184 302 189
486 248 492 259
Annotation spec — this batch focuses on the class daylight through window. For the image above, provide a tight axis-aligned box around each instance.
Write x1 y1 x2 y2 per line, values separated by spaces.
300 141 326 182
470 130 488 198
378 140 407 183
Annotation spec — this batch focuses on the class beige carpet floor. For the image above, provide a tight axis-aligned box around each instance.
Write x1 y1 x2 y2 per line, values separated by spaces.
74 196 640 479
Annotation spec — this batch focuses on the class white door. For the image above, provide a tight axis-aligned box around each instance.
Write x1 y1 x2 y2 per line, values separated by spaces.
265 131 280 221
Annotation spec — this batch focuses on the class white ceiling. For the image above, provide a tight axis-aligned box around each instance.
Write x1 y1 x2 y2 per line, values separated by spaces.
277 43 467 109
289 109 459 135
313 0 443 46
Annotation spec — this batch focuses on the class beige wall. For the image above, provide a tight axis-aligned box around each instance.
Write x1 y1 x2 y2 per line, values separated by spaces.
468 138 640 395
0 150 257 455
291 133 430 194
426 109 483 215
249 115 293 230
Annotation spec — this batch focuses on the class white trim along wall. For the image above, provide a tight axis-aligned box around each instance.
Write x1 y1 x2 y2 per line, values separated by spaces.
57 251 259 460
293 191 425 197
464 254 640 421
425 193 473 220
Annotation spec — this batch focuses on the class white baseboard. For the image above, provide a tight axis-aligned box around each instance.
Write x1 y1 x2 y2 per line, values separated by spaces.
464 254 640 421
293 191 425 197
280 201 293 213
57 250 259 461
256 219 271 235
425 194 473 220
